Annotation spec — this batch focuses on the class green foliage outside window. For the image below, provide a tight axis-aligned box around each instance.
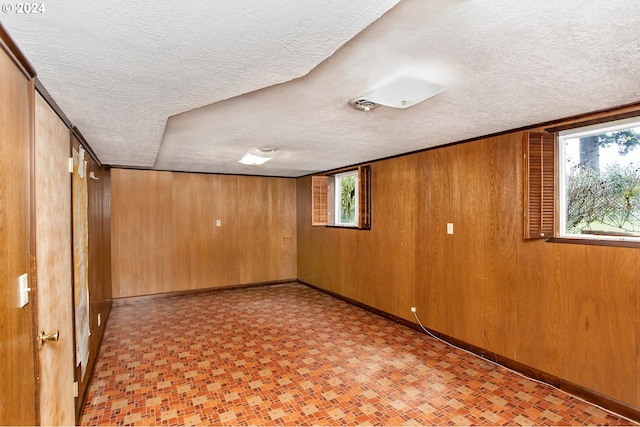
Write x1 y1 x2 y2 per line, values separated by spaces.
566 129 640 236
567 163 640 235
339 175 356 224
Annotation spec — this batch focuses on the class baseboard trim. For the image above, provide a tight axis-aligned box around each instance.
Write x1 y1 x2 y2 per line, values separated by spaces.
299 280 640 423
112 279 298 305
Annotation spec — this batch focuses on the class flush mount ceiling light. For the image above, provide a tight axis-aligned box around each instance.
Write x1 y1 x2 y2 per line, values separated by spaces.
238 147 278 166
349 72 444 111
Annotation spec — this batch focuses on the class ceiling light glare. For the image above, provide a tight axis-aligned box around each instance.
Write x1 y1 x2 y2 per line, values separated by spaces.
364 73 444 109
238 152 272 166
238 148 278 166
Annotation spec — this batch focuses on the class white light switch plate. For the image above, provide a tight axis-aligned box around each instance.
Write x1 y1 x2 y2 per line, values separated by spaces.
19 273 29 308
216 219 221 227
447 223 454 234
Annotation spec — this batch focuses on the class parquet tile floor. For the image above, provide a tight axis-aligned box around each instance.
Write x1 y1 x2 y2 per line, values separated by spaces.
81 283 635 426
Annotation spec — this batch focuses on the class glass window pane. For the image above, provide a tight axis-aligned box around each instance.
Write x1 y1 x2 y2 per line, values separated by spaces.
561 123 640 238
335 171 358 226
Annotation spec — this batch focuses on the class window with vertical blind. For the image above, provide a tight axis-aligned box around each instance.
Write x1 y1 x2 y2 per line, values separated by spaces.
311 175 328 226
524 132 556 239
358 164 371 229
311 165 371 229
525 118 640 244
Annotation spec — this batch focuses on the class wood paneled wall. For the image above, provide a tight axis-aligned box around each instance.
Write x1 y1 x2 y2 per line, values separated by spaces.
111 169 297 298
297 113 639 408
112 169 173 295
2 23 112 424
34 92 75 425
72 135 112 420
0 38 37 426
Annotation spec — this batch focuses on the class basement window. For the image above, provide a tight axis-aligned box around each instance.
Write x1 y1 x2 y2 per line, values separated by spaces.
558 118 640 241
311 165 371 229
525 118 640 247
334 171 358 226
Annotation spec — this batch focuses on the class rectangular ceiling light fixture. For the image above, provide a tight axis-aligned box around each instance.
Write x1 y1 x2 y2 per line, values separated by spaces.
364 73 444 109
238 152 272 165
238 148 278 166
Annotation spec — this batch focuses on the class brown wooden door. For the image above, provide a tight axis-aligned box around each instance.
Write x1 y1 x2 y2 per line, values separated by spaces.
34 92 75 425
0 43 38 425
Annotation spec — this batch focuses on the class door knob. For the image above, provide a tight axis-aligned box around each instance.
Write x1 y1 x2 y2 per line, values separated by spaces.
37 330 59 350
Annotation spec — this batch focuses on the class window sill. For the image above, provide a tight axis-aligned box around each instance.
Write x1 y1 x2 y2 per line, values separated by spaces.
325 225 371 230
547 236 640 249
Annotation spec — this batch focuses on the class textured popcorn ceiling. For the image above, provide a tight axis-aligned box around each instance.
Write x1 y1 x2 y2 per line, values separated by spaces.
3 0 640 177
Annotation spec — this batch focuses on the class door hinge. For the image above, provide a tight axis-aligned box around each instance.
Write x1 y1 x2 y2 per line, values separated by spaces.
69 158 74 173
73 381 79 398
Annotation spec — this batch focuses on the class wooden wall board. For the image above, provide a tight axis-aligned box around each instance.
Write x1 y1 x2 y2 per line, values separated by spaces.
111 169 174 297
516 239 579 378
516 240 637 404
34 92 75 425
297 156 419 321
297 114 639 408
0 42 37 426
87 162 112 305
367 156 417 317
171 172 219 289
480 135 518 359
71 135 113 420
111 170 297 298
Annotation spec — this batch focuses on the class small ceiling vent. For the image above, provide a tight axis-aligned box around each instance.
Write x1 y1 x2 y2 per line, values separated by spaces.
348 97 380 111
257 147 278 155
